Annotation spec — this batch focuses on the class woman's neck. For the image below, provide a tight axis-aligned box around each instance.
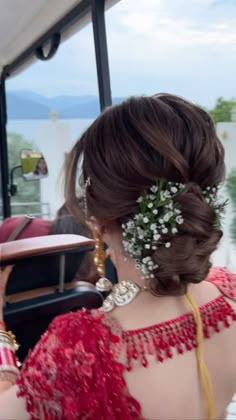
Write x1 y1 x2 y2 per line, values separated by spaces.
114 253 146 288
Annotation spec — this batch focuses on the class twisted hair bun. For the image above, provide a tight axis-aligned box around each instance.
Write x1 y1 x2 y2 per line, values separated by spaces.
149 185 222 295
65 94 225 296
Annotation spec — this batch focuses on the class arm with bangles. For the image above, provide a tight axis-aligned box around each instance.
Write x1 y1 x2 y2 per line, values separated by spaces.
0 266 107 420
0 267 29 419
0 267 16 392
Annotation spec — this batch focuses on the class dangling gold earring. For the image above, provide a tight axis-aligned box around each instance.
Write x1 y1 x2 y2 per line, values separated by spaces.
94 232 113 292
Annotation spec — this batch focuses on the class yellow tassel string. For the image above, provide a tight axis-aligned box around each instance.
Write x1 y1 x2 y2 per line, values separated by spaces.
184 293 215 420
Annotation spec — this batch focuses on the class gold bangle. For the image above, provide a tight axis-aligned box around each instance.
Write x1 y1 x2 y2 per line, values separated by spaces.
0 330 19 352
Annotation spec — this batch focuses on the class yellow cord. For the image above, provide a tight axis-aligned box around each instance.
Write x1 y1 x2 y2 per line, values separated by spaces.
184 293 215 420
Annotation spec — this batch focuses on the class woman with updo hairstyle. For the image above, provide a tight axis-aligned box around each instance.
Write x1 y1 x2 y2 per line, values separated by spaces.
0 94 236 420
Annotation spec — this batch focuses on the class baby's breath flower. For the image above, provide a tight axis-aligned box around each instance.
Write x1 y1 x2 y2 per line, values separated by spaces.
163 213 172 222
176 215 184 224
121 179 225 279
150 185 158 193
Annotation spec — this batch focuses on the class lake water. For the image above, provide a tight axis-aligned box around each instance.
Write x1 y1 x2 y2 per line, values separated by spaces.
8 118 93 147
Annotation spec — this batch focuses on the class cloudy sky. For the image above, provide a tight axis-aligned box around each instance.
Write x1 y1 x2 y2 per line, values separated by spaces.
8 0 236 108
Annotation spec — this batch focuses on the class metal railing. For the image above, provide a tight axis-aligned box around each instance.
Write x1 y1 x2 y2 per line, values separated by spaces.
10 201 51 219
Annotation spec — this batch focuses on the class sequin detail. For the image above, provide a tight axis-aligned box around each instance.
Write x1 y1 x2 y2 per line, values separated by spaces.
17 309 141 420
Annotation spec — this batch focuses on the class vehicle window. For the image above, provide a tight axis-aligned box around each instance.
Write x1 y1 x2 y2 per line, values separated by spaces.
6 17 99 219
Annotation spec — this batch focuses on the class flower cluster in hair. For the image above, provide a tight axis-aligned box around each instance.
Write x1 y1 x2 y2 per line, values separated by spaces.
202 185 228 230
122 180 185 279
121 180 227 280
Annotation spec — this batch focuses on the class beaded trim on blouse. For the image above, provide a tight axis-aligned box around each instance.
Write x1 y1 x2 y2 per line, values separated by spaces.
15 267 236 420
121 295 236 371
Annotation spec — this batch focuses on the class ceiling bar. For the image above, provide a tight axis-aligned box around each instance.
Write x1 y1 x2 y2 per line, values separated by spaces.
0 76 11 218
92 0 112 111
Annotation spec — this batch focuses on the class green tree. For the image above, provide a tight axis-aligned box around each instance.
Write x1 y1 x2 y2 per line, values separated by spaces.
8 132 41 216
209 97 236 123
225 168 236 245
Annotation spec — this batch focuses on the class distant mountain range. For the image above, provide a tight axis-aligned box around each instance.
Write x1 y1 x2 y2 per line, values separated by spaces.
7 91 124 120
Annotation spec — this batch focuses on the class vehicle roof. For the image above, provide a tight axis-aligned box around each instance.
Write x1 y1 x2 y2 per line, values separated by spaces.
0 0 118 77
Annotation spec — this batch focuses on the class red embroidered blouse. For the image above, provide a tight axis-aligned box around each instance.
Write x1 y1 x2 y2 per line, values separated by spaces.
17 267 236 419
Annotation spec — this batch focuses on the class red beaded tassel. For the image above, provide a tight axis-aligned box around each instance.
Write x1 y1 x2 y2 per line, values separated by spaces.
122 295 236 371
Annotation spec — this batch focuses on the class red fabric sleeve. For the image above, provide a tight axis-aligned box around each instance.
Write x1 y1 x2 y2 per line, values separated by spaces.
16 309 141 420
206 266 236 301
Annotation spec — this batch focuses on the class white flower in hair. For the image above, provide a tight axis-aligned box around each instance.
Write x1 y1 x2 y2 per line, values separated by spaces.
176 215 184 224
202 185 228 229
151 185 158 193
121 180 226 279
164 212 172 222
150 194 156 200
127 220 135 228
122 180 227 279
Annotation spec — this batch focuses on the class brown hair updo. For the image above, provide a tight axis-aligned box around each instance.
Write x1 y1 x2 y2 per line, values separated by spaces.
65 94 225 296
